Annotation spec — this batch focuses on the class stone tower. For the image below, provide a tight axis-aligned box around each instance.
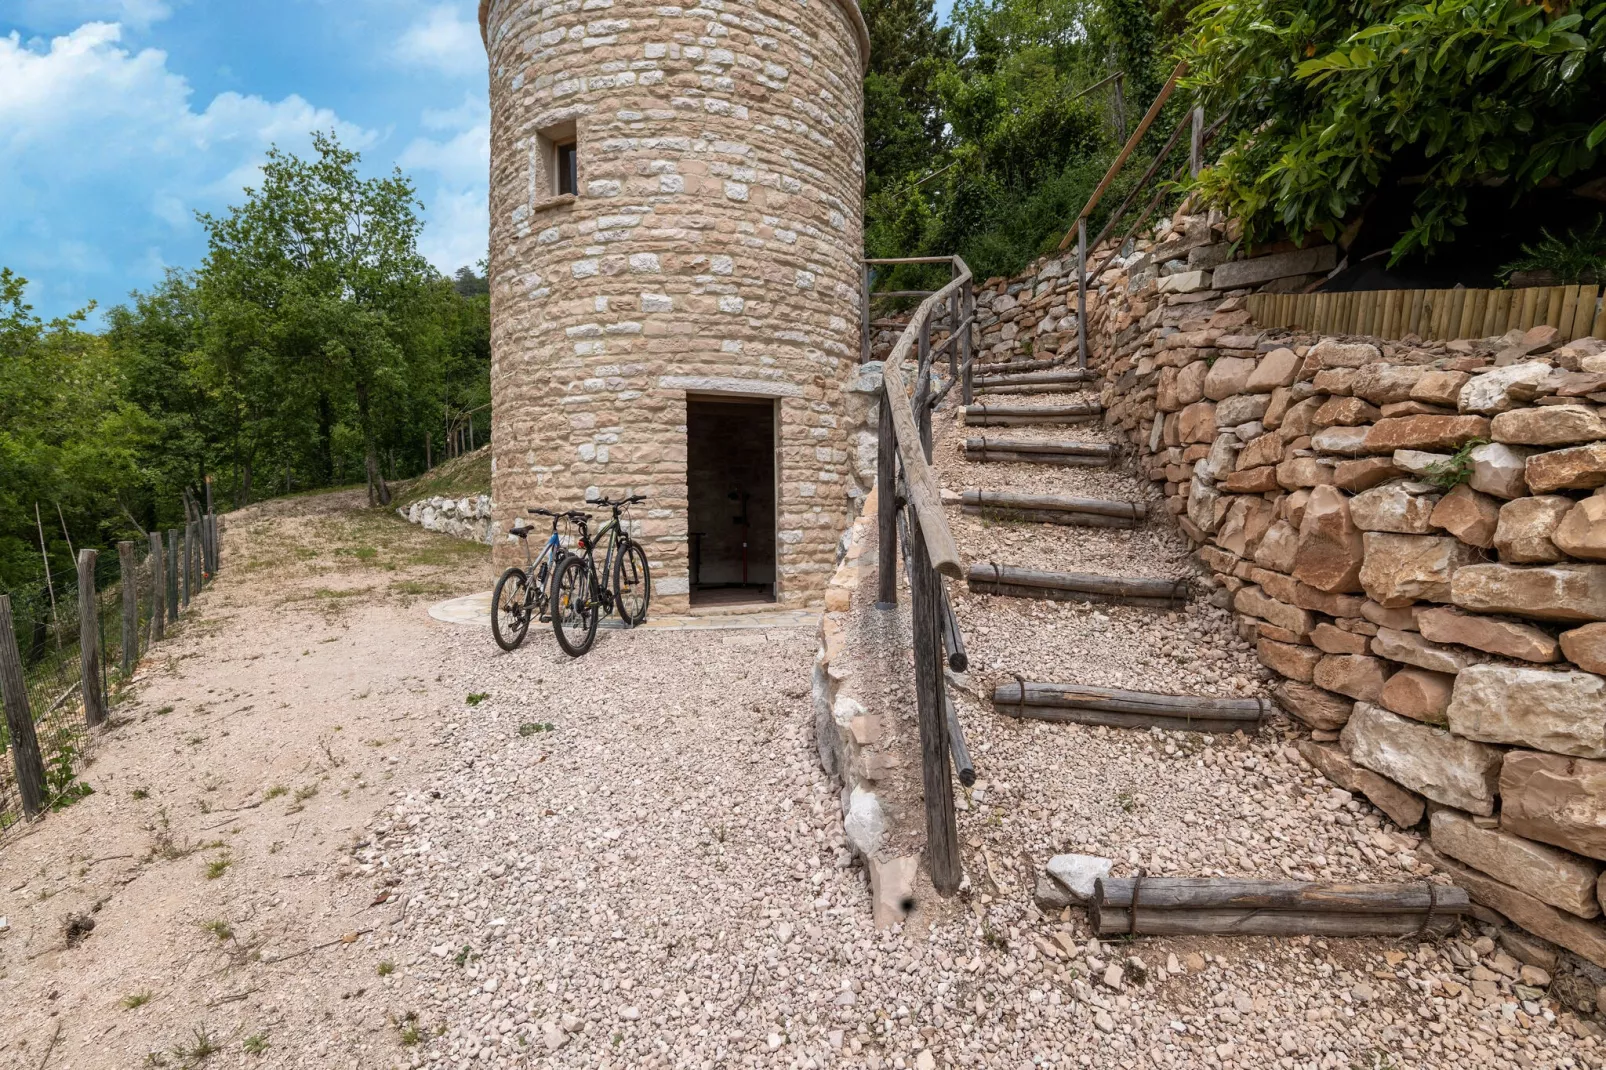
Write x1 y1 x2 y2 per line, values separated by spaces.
480 0 870 612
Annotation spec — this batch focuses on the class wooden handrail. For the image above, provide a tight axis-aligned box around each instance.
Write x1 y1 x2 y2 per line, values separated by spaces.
1058 60 1188 251
877 259 969 579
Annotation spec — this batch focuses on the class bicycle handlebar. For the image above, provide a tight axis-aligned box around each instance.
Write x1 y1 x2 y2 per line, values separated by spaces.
586 494 649 508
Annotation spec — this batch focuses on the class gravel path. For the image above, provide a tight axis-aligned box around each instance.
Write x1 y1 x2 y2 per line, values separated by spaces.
2 485 1601 1069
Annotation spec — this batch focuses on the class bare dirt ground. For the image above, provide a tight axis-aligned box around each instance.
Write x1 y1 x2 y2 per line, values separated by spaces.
0 490 492 1069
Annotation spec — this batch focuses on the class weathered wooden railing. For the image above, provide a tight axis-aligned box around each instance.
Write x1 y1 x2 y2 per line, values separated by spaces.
862 257 978 406
870 255 973 895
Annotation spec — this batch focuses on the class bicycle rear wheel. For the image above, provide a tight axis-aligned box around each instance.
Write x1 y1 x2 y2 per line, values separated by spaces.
550 555 599 657
491 567 532 651
614 540 651 626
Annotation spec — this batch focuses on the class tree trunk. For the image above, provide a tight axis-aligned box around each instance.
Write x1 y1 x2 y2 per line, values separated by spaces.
317 392 335 486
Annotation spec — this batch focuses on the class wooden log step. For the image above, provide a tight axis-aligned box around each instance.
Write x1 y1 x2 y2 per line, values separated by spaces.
993 681 1268 733
960 402 1102 427
962 437 1115 459
974 356 1071 374
967 563 1188 608
975 382 1097 396
972 369 1096 387
1088 878 1468 937
961 489 1145 529
962 449 1112 468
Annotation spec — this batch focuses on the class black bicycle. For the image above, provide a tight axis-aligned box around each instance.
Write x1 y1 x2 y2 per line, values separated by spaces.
549 494 651 656
491 507 587 651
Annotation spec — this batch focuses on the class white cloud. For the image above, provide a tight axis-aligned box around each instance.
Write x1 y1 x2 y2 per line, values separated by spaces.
394 4 484 78
400 95 488 273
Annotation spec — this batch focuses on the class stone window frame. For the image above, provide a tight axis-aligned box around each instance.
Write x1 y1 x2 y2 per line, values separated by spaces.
532 119 579 213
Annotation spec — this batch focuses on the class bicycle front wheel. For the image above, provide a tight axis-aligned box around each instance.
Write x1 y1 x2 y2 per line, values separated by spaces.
614 540 651 626
491 567 533 651
550 555 599 657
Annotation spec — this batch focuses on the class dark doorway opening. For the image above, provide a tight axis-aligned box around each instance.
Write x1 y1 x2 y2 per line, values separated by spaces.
687 396 776 606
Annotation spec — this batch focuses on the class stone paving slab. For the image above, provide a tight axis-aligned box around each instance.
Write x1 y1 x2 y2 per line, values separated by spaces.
429 590 820 631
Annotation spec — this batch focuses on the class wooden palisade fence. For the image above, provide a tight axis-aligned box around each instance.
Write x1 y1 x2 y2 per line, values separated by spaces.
871 254 975 896
1247 283 1606 343
0 498 221 829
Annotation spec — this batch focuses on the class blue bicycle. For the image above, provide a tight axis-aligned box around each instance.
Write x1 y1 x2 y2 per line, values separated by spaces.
491 507 587 651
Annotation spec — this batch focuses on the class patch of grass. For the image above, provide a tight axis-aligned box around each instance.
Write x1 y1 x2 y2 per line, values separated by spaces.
132 788 150 800
122 991 154 1009
335 545 380 562
518 722 555 736
392 447 491 509
465 692 490 706
377 960 395 976
1116 791 1138 813
1422 438 1488 491
204 854 232 880
242 1034 268 1056
264 785 288 800
201 919 233 941
154 705 174 716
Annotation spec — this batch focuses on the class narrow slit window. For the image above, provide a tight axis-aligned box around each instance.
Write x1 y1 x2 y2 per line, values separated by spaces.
556 142 578 197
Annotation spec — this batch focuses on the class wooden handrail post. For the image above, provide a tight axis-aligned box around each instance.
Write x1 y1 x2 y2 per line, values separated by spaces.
916 316 934 461
961 280 975 406
148 532 165 643
1058 60 1188 251
875 392 898 608
78 549 105 728
861 263 873 363
1077 219 1089 369
0 595 48 817
118 540 138 675
908 507 960 895
182 523 193 607
1190 106 1204 176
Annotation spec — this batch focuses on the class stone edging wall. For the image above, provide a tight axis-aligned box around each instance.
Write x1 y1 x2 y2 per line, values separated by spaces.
398 496 496 545
961 204 1606 969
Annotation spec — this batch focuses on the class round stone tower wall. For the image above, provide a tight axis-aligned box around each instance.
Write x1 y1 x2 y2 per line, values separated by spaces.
481 0 869 612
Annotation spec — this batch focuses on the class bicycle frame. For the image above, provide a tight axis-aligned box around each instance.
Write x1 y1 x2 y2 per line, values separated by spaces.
573 515 624 608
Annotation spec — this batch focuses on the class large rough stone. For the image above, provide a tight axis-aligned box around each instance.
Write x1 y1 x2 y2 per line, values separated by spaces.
1393 449 1452 477
1501 750 1606 862
1045 854 1113 902
1447 664 1606 758
1458 362 1554 415
1556 497 1606 562
1292 485 1364 593
1314 396 1382 428
1377 668 1454 724
1352 364 1428 406
1313 654 1392 702
1276 456 1336 489
1297 741 1425 828
1257 639 1322 682
1178 400 1218 444
1416 606 1561 663
1176 360 1208 406
1349 482 1439 534
1253 520 1299 572
1213 246 1339 290
1469 442 1533 499
1310 426 1370 455
1418 845 1606 968
1311 622 1369 655
1491 405 1606 446
1334 457 1404 492
1494 495 1574 563
1203 357 1256 401
1358 533 1480 608
1528 442 1606 494
1411 369 1471 407
1362 416 1491 454
1273 680 1353 730
1429 484 1501 548
1235 585 1314 637
1562 623 1606 673
1451 563 1606 622
1215 393 1271 427
1341 702 1503 815
1371 627 1483 674
1187 479 1222 534
1246 348 1299 392
1432 810 1601 918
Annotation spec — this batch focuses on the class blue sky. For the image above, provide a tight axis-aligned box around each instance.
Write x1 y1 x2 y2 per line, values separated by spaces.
0 0 489 322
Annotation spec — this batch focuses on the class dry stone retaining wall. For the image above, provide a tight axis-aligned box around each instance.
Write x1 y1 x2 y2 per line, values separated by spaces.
481 0 870 611
399 496 497 544
970 208 1606 968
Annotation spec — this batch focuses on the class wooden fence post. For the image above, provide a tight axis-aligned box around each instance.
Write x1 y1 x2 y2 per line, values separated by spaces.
78 549 105 728
960 280 975 406
906 508 960 896
149 532 165 643
210 513 221 575
0 595 48 817
167 529 180 620
876 392 898 609
118 540 138 675
861 264 873 364
181 524 192 607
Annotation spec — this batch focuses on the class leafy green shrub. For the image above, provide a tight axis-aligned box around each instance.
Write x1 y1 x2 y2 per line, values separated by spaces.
1499 222 1606 285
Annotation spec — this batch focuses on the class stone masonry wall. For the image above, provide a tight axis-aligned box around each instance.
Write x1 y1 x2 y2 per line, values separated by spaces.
970 208 1606 971
398 495 497 544
482 0 871 612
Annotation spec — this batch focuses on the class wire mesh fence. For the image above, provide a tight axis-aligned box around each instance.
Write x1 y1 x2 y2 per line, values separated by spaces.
0 513 221 839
